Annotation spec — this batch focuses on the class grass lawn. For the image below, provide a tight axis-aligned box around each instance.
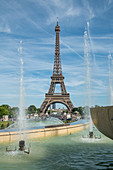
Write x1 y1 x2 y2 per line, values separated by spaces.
0 121 14 129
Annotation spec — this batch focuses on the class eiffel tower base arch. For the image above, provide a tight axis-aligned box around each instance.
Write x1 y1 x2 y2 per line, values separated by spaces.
40 94 74 114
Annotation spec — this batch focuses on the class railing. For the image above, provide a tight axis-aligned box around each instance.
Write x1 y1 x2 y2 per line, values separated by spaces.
46 93 69 97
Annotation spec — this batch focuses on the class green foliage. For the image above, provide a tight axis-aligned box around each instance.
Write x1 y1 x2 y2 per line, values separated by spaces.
1 124 4 129
66 109 68 113
7 122 10 127
78 107 83 115
9 107 19 118
0 105 19 118
0 121 14 129
0 104 41 118
0 107 9 118
72 107 78 113
95 105 100 108
72 107 83 114
37 108 40 114
1 104 10 110
27 105 37 114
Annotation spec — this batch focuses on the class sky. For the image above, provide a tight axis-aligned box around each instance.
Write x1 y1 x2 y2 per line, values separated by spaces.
0 0 113 108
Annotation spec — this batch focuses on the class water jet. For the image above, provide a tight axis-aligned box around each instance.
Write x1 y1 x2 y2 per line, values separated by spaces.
83 22 101 140
6 41 31 154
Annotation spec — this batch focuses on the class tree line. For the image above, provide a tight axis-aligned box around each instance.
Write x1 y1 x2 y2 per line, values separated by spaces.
0 104 40 119
0 104 100 119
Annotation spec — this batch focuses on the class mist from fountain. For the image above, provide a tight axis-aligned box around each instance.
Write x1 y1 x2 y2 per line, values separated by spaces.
84 22 93 134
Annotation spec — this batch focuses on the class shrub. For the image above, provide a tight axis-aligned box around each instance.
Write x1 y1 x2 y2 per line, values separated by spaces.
1 124 5 129
7 122 10 127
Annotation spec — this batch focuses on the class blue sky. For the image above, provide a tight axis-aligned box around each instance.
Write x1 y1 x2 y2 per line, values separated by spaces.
0 0 113 108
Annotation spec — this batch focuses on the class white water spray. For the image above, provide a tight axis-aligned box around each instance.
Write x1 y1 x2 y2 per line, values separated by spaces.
84 22 93 133
108 52 113 105
18 41 26 141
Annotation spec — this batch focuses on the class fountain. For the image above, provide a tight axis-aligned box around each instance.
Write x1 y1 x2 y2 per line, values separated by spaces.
6 41 30 154
17 41 31 153
108 52 113 105
83 22 101 139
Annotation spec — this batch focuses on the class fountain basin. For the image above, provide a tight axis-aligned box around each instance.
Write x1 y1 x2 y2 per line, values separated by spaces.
0 120 89 143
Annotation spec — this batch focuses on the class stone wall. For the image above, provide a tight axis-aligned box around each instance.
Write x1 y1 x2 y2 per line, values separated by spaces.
0 123 89 143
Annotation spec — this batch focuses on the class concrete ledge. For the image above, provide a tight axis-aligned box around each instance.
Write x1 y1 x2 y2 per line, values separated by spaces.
0 122 89 143
90 106 113 140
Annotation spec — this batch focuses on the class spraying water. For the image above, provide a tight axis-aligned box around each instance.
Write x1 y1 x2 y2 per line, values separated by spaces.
5 41 31 154
108 52 113 105
84 22 93 134
18 41 26 141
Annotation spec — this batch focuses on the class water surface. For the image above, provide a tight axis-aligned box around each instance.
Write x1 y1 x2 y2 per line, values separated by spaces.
0 128 113 170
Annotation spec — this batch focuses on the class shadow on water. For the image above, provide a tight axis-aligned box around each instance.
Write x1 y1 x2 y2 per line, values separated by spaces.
96 162 113 170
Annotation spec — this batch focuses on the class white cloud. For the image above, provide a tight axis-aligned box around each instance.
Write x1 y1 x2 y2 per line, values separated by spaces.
66 80 84 87
85 2 95 20
66 7 81 17
0 24 11 33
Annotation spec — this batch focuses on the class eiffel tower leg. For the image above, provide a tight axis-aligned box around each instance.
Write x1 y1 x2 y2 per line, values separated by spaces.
60 81 67 94
40 98 49 113
48 81 55 94
66 100 74 112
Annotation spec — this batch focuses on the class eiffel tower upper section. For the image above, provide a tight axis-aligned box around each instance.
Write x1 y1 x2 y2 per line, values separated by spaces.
53 18 62 76
47 18 67 95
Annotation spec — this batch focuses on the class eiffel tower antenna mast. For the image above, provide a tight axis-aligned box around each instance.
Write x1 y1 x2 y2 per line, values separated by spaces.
57 17 58 24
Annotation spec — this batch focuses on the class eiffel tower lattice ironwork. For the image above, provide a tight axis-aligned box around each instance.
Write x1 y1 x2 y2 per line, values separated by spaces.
40 19 74 113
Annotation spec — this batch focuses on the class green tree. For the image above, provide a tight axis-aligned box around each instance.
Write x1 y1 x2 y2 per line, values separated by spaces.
27 105 37 114
7 122 10 127
66 109 68 113
78 107 83 115
37 108 40 114
1 124 4 129
95 105 100 108
0 107 9 118
72 107 78 113
9 107 19 118
72 107 84 117
0 104 10 110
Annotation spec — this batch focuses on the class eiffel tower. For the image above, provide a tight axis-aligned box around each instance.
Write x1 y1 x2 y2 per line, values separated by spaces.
40 19 74 113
